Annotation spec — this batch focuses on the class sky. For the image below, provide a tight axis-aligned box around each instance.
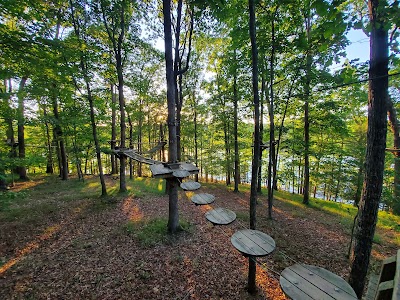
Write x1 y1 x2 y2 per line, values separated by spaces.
345 29 370 62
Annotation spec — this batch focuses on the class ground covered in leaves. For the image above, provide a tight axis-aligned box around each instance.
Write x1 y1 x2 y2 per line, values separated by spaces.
0 175 398 299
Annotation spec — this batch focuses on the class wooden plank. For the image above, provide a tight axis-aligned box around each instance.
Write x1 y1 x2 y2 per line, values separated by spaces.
393 249 400 300
180 162 199 173
172 169 190 178
365 274 379 300
280 276 314 300
291 264 357 300
180 181 201 191
149 164 172 177
230 229 275 257
281 267 334 300
378 280 394 292
191 193 215 205
205 207 236 225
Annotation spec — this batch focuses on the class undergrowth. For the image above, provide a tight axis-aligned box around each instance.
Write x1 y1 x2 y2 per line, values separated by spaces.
123 217 192 247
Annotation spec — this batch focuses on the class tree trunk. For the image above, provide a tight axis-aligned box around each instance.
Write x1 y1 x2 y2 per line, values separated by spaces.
248 0 261 294
111 84 118 174
387 97 400 214
164 0 179 233
52 87 68 180
257 74 265 194
224 119 231 185
303 12 312 205
233 50 240 192
267 12 278 218
42 106 54 174
17 77 28 180
348 0 389 296
193 93 199 182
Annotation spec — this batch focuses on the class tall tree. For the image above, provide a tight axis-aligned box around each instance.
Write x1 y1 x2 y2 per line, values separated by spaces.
248 0 261 294
163 0 179 233
348 0 389 296
69 0 107 196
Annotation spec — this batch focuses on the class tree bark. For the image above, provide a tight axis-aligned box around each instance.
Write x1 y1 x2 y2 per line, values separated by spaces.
164 0 179 233
303 13 312 205
348 0 389 296
233 51 240 193
17 77 28 180
248 0 261 294
111 84 118 174
52 86 68 180
43 107 54 174
387 97 400 214
70 0 107 195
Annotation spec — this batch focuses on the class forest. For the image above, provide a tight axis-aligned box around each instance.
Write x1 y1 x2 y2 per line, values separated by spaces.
1 0 400 298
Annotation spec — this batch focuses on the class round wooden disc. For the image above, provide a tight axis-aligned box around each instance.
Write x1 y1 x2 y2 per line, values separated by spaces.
205 207 236 225
191 193 215 205
231 229 275 257
280 264 358 300
180 181 201 191
172 169 190 178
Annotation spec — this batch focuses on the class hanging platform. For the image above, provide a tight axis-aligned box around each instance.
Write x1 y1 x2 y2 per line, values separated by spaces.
231 229 275 257
113 148 162 165
191 193 215 205
280 264 357 300
205 207 236 225
149 162 199 179
144 141 167 155
113 148 199 179
180 181 201 191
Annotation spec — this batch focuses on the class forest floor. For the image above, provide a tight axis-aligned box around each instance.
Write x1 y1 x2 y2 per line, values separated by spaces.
0 174 399 300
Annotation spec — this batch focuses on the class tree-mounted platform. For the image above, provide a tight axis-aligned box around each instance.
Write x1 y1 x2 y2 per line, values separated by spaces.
113 148 162 165
113 148 199 179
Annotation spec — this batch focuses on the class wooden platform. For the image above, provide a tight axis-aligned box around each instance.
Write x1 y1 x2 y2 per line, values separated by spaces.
149 163 199 179
180 181 201 191
114 148 162 165
231 229 275 257
191 193 215 205
172 170 190 178
280 264 357 300
205 207 236 225
367 249 400 300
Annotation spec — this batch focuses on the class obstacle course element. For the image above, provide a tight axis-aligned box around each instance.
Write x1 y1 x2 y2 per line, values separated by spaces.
205 208 236 225
144 141 167 155
113 148 199 179
365 249 400 300
280 264 358 300
180 181 201 191
150 162 199 179
231 229 276 257
114 148 162 165
191 193 215 205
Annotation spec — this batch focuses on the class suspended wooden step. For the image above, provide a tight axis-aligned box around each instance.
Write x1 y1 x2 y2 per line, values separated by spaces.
149 162 199 179
191 193 215 205
205 207 236 225
280 264 357 300
144 141 167 155
180 181 201 191
231 229 275 257
172 169 190 178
